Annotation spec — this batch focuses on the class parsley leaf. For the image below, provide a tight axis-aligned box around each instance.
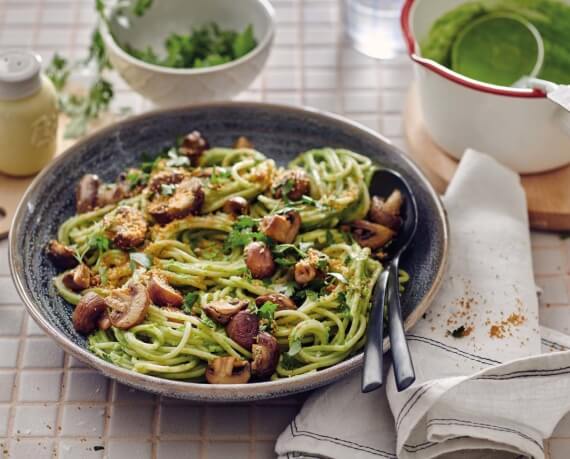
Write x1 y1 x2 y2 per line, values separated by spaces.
258 301 278 321
233 24 256 58
133 0 153 16
210 167 231 184
45 53 70 91
182 292 199 313
88 234 110 253
200 310 216 328
325 230 334 246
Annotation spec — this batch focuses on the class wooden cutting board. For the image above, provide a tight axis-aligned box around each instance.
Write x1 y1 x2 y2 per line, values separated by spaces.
0 114 118 239
404 85 570 232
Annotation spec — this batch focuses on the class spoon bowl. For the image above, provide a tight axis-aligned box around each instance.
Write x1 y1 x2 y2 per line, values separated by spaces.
369 168 419 258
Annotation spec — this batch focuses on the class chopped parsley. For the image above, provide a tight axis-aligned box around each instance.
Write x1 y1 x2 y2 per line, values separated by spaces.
126 170 148 189
182 292 199 313
210 167 231 184
450 325 467 338
200 310 216 328
125 23 257 69
223 217 267 253
258 301 278 321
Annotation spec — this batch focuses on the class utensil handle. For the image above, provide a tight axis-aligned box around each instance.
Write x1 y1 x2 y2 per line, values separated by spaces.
361 269 390 393
388 260 415 391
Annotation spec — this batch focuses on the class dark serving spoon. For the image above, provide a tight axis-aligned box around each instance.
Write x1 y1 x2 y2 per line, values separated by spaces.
361 168 418 393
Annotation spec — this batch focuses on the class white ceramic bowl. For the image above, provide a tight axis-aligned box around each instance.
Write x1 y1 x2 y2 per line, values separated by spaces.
401 0 570 174
100 0 274 107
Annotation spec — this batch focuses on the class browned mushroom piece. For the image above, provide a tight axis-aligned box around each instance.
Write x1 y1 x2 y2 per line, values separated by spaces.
223 196 250 217
97 309 112 331
273 170 311 201
96 184 122 208
255 293 296 311
368 190 404 231
383 189 404 216
226 310 259 350
147 170 186 193
205 356 251 384
351 220 395 250
147 274 184 307
179 130 209 166
103 206 148 250
233 136 253 149
46 240 78 269
251 332 280 379
72 292 107 334
294 259 317 285
244 242 276 279
203 298 248 325
259 210 301 244
148 178 204 224
76 174 100 214
62 264 93 292
105 283 150 329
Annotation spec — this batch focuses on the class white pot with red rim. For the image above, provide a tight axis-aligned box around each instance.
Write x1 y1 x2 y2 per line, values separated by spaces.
401 0 570 174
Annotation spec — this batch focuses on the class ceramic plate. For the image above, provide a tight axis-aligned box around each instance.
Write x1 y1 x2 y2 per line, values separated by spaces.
10 103 448 401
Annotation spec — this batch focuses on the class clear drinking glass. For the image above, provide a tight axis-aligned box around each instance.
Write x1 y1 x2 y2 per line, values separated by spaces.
343 0 406 60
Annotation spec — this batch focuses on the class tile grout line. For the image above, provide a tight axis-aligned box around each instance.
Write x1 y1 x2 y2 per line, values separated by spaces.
52 1 81 456
298 0 306 106
151 396 160 458
4 0 45 454
101 380 116 457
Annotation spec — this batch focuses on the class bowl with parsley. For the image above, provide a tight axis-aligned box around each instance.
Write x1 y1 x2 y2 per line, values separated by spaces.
100 0 275 107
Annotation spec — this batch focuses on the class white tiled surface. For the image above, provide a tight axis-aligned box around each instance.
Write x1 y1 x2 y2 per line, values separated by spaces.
1 0 570 458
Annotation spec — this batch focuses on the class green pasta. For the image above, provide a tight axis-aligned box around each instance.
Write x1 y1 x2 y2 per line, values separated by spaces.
50 139 407 383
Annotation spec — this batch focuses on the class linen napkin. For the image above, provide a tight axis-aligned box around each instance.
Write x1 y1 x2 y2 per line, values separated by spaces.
275 149 570 459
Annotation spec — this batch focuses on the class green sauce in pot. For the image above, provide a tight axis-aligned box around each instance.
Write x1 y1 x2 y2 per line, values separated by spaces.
421 0 570 85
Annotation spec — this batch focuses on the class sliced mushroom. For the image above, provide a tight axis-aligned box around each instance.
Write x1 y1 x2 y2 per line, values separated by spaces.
351 220 395 250
46 240 78 269
105 283 150 329
368 193 403 231
203 298 248 325
97 309 112 331
147 170 186 193
223 196 250 217
233 136 253 149
383 189 404 216
294 259 317 285
226 310 259 350
244 242 276 279
259 210 301 244
76 174 100 214
72 292 107 334
148 274 184 307
205 356 251 384
255 293 296 311
96 184 123 208
62 264 93 292
148 178 204 224
103 206 148 250
179 130 209 166
251 332 280 379
273 170 311 201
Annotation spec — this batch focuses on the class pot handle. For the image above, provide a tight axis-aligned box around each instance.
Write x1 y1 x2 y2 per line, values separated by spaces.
518 77 570 137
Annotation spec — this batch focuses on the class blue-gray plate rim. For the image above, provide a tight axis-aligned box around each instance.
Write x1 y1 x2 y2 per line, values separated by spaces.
9 101 449 402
